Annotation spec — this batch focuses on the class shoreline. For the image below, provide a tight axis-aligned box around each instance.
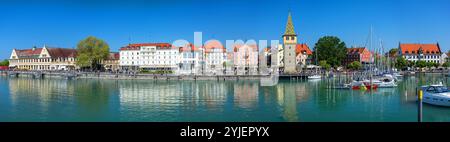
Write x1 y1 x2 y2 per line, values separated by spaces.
1 70 448 80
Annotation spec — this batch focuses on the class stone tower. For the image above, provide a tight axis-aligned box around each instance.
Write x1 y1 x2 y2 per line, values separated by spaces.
283 12 297 74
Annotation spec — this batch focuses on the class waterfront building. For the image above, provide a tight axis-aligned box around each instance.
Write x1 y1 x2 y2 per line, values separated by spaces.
225 52 234 74
398 43 443 64
446 52 450 63
282 12 298 74
102 52 120 71
204 40 226 74
259 47 271 72
119 43 180 72
440 52 448 64
278 12 311 74
9 45 77 70
295 44 312 70
344 47 373 66
178 44 203 75
233 44 259 75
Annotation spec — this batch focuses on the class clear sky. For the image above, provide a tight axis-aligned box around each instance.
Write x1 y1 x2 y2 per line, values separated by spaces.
0 0 449 59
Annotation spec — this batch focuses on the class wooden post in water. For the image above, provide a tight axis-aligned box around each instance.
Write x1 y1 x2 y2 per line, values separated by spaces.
418 88 423 122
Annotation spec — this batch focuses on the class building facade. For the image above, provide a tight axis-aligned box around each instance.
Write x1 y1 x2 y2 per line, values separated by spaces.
233 44 259 75
398 43 443 64
102 52 120 71
179 44 202 75
119 43 180 72
344 47 373 66
204 40 226 74
295 44 312 69
9 46 77 71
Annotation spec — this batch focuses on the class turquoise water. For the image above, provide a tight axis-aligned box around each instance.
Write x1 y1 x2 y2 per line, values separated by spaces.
1 75 450 122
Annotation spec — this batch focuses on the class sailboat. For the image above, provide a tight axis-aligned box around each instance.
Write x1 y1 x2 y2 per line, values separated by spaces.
308 47 321 80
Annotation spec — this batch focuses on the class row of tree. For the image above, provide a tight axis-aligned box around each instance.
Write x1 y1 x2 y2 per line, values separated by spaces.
313 36 450 71
395 57 449 70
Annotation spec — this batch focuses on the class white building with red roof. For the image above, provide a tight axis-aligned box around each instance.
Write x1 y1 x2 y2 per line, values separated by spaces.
398 43 444 64
204 40 227 74
178 43 203 75
295 44 312 67
9 45 77 70
119 43 180 72
233 44 259 75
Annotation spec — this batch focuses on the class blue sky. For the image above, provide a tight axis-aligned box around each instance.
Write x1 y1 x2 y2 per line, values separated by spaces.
0 0 449 59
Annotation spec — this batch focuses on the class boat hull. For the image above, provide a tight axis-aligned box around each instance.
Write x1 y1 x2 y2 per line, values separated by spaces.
423 93 450 107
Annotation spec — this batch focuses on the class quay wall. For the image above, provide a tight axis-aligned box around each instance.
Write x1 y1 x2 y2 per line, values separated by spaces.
76 73 267 81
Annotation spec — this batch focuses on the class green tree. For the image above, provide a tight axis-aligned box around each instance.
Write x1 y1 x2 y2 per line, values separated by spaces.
313 36 347 67
388 48 398 56
76 36 110 70
395 57 407 70
347 61 362 70
407 60 415 68
443 62 450 68
0 59 9 66
319 60 331 71
416 60 427 69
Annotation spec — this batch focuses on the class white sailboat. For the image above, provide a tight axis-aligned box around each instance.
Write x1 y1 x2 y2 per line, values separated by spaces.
308 46 321 80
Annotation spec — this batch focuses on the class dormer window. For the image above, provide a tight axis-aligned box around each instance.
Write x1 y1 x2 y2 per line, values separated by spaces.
405 51 409 54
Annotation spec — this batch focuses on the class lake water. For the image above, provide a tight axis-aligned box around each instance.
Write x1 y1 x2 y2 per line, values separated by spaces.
1 74 450 122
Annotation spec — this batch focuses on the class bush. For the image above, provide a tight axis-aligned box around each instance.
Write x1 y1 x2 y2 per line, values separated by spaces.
0 60 9 66
443 62 450 68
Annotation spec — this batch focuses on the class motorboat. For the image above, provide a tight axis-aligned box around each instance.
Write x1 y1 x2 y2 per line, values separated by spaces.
308 74 321 80
364 74 397 88
421 83 450 107
350 81 378 90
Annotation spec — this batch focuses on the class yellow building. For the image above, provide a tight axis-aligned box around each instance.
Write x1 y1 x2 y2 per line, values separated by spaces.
9 45 77 71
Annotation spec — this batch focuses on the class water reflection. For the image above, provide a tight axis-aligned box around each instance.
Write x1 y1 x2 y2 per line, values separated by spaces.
2 74 450 122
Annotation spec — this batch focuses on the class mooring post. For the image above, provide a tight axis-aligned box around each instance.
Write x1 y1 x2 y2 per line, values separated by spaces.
418 88 423 122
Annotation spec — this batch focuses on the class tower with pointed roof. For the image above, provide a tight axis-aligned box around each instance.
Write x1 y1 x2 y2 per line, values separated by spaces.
282 11 298 74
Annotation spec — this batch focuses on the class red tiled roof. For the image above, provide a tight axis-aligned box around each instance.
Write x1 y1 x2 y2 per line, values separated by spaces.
107 52 120 60
179 43 201 52
15 48 43 58
120 43 173 51
399 43 441 55
347 47 367 54
15 47 76 58
233 44 258 52
204 40 226 53
46 48 77 58
296 44 312 55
